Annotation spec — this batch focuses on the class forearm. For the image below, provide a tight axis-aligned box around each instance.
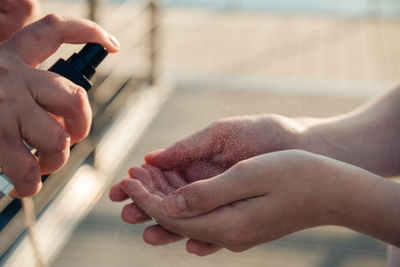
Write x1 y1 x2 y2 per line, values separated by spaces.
330 167 400 246
298 87 400 176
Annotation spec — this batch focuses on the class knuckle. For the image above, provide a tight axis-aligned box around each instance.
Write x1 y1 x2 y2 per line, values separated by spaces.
72 86 89 111
40 13 63 28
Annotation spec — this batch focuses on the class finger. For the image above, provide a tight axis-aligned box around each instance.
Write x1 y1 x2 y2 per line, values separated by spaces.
122 176 259 247
120 178 163 218
163 170 187 189
128 167 155 192
8 181 42 199
122 178 228 247
109 182 129 202
145 126 221 169
155 195 269 248
19 100 70 174
162 160 267 217
142 164 175 194
186 240 222 256
27 70 92 143
6 14 119 67
184 161 225 182
121 202 151 224
0 135 42 197
143 224 183 246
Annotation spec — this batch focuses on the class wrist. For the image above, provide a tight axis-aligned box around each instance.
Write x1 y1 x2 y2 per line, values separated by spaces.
257 115 310 152
298 154 353 227
315 160 400 246
293 154 370 228
293 117 347 162
289 117 322 151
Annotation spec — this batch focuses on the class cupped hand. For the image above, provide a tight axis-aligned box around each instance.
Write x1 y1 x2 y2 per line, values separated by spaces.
110 115 307 254
145 115 305 183
0 14 119 197
111 150 365 255
110 164 223 256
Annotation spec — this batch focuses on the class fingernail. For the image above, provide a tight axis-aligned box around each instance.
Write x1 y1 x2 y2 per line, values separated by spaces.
163 194 186 216
108 34 120 49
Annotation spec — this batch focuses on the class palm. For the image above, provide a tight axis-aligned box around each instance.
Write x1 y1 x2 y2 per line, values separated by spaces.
109 164 224 255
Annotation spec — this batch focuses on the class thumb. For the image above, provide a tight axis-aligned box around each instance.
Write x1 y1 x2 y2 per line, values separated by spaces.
5 14 119 67
161 160 267 218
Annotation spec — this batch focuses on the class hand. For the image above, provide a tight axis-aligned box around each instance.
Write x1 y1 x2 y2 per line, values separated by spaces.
146 86 400 178
0 0 40 41
110 163 223 256
0 14 119 197
112 150 388 255
145 114 305 182
110 115 306 254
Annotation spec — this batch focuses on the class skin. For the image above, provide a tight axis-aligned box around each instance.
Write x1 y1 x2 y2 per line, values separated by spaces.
110 151 400 255
300 88 400 177
145 86 400 178
0 14 119 197
111 114 308 254
110 79 400 255
0 0 40 42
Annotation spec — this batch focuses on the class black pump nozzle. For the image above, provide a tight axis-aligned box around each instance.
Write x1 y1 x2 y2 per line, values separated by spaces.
48 43 108 90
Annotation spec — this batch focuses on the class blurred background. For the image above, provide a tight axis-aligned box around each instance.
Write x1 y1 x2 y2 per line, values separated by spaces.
1 0 400 266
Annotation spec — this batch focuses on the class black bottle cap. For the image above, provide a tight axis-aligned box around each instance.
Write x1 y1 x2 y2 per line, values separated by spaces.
67 43 108 80
48 43 108 90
